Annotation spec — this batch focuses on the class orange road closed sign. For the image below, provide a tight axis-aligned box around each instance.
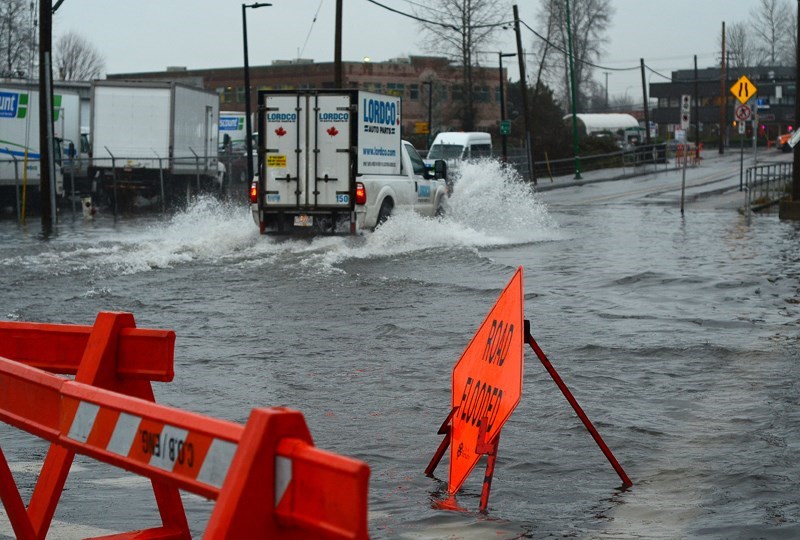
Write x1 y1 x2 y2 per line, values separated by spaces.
449 267 524 494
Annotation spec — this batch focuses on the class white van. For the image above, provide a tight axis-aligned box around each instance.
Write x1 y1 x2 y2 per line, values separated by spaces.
426 132 492 162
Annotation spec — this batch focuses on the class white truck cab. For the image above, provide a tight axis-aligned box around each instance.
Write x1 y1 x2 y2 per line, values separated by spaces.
249 89 448 234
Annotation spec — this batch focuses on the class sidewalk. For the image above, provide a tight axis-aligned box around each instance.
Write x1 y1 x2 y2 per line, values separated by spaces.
533 148 791 212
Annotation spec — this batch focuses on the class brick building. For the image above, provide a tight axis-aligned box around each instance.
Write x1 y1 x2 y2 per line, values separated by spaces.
108 56 508 141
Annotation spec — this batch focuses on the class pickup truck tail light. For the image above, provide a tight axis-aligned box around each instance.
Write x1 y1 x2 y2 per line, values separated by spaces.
249 180 258 204
355 182 366 205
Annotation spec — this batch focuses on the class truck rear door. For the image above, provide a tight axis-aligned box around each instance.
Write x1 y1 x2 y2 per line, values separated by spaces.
262 93 352 213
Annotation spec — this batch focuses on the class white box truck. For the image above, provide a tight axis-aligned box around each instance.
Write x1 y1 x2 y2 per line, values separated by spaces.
89 81 222 206
249 89 448 234
0 84 74 208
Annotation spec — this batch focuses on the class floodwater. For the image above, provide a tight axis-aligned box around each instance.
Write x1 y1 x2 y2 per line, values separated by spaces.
1 159 799 538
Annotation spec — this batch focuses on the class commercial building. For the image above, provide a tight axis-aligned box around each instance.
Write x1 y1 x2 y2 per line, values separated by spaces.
108 56 508 141
649 65 796 145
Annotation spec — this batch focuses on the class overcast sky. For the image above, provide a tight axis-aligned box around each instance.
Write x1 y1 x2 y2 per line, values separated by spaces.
52 0 781 99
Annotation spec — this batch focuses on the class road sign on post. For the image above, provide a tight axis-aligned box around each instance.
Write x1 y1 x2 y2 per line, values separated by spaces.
449 268 524 494
680 94 691 130
731 75 758 105
499 120 511 135
735 103 753 122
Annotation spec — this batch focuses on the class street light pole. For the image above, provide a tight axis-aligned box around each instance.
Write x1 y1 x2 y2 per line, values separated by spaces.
242 2 271 185
498 52 516 162
424 80 433 149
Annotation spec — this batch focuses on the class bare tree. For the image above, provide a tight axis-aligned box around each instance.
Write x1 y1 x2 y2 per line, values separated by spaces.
54 31 105 81
534 0 614 113
749 0 791 65
0 0 37 78
413 0 510 131
778 3 798 67
726 21 766 68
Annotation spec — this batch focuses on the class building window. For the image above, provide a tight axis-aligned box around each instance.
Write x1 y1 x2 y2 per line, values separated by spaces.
669 96 679 108
474 85 490 103
387 82 405 97
236 87 245 103
221 86 234 104
658 97 669 108
410 84 419 100
495 85 501 102
452 85 463 101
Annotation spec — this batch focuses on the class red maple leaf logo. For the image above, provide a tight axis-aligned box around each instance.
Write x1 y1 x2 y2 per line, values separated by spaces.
275 126 287 137
327 126 339 137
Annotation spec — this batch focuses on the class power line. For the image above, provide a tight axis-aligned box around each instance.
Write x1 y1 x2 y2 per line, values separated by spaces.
299 0 324 58
518 18 638 72
363 0 513 30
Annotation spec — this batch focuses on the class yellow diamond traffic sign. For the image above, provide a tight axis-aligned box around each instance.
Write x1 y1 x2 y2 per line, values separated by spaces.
730 75 757 105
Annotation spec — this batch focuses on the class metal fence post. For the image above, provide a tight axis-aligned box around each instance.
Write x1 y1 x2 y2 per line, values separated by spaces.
189 147 201 196
9 154 21 224
153 152 166 213
104 147 118 219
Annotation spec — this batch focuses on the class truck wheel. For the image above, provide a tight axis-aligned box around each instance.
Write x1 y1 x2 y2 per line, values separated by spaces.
376 199 393 229
435 203 445 218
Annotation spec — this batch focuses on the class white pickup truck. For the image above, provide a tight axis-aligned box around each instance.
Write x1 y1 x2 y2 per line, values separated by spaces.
249 90 448 234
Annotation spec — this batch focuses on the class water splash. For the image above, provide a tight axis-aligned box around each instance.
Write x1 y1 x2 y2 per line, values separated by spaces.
445 159 558 244
3 162 558 276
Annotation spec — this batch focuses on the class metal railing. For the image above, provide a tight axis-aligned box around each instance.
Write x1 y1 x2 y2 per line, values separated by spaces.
500 142 681 183
743 162 792 213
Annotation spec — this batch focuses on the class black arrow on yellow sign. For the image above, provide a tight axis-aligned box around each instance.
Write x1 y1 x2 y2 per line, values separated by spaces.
737 82 750 99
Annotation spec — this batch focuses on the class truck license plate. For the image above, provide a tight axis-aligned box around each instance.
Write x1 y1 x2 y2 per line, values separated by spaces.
294 214 313 227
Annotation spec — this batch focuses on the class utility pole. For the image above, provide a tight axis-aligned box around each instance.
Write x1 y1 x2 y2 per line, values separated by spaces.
603 72 611 110
694 55 699 149
780 0 800 218
566 0 581 179
719 22 726 154
793 0 800 203
640 58 651 146
39 0 55 234
513 4 535 184
334 0 343 87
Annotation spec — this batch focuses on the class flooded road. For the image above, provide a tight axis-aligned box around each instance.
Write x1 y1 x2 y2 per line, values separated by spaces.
1 157 799 538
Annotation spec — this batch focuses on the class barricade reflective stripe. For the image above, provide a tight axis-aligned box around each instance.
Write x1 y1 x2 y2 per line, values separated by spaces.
196 438 238 489
63 397 238 491
275 455 292 506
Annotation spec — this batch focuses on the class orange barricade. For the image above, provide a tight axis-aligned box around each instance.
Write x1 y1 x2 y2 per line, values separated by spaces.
0 312 369 539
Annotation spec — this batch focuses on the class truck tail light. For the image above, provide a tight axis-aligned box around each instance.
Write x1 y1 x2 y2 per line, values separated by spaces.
355 182 366 205
249 180 258 204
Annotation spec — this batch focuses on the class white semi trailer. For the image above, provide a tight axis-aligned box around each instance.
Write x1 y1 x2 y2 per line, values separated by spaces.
89 80 222 207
